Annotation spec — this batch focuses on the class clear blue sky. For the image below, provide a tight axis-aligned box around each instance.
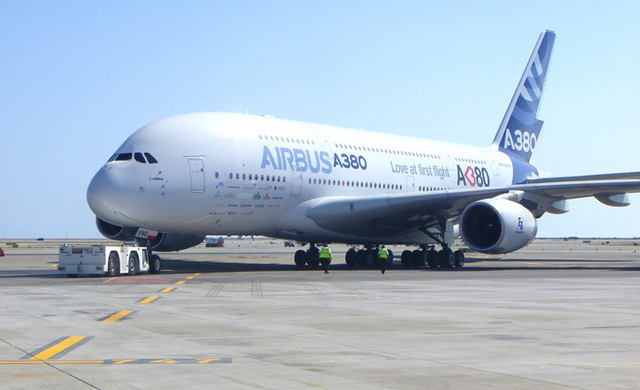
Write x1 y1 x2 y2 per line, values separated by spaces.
1 1 639 238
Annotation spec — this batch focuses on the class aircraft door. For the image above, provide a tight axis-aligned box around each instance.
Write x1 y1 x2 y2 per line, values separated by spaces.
406 176 415 192
290 163 302 197
187 157 205 193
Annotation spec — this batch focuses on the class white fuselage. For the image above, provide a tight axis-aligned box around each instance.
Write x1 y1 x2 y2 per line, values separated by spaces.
87 112 514 244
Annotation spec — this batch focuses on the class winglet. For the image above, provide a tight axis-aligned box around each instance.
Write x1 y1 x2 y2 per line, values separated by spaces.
491 30 555 166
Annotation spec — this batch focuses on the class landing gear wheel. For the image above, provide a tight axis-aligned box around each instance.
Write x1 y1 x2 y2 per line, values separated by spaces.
128 252 139 275
411 250 426 268
454 250 465 268
438 248 455 268
107 251 119 276
366 249 377 268
306 247 320 267
401 250 412 268
427 249 438 269
149 254 161 274
294 250 306 267
356 249 367 267
345 249 357 267
386 250 394 267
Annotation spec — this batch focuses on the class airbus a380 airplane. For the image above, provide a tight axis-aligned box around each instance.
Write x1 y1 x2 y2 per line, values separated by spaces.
87 30 640 272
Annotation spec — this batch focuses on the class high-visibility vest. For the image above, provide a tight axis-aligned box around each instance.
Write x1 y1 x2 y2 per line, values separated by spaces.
319 247 332 259
379 247 388 259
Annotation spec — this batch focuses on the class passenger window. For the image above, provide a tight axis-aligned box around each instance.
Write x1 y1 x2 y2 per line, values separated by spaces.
144 153 158 164
134 152 146 163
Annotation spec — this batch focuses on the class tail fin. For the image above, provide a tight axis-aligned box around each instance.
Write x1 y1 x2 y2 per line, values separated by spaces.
491 30 555 168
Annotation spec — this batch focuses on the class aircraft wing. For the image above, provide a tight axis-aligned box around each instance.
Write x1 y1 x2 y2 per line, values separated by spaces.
305 172 640 238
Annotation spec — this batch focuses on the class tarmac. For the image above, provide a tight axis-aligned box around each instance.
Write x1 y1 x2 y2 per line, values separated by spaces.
1 238 639 389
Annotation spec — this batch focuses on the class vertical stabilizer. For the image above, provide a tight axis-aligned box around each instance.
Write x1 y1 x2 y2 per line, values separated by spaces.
491 30 555 174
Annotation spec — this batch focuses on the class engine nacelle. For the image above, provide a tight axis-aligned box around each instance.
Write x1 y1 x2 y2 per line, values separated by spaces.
460 198 537 254
96 217 138 241
96 218 204 252
148 233 205 252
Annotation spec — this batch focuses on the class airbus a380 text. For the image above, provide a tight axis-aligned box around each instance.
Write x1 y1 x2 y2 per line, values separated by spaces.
87 30 640 272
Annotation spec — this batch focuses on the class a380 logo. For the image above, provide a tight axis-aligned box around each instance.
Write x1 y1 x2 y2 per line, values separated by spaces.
503 129 537 153
334 153 367 170
457 165 490 187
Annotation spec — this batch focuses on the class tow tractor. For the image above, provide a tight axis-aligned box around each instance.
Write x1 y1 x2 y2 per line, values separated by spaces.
58 245 161 277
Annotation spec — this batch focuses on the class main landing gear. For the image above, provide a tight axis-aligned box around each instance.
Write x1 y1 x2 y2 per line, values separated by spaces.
399 218 465 269
344 245 394 269
294 244 326 268
399 245 464 269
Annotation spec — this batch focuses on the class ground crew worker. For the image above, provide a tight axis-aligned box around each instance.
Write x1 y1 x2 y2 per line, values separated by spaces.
379 245 388 274
319 244 332 274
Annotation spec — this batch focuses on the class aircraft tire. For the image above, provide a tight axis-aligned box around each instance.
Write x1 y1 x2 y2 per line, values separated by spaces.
401 250 412 267
454 250 465 268
427 249 438 269
294 250 306 267
356 249 367 267
345 249 357 267
438 249 455 268
411 250 426 268
149 254 161 274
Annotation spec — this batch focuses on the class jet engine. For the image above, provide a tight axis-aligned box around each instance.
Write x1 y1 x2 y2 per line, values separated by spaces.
460 198 537 254
96 217 138 241
147 233 206 252
95 217 204 252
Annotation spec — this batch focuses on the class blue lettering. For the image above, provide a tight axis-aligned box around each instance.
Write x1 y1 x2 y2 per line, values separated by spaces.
280 147 293 170
333 153 344 168
261 146 277 169
306 150 320 173
293 149 307 172
320 151 332 173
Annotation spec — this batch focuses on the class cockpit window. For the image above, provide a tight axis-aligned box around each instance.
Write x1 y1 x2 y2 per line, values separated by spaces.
144 153 158 164
115 153 132 161
134 152 146 163
109 152 158 163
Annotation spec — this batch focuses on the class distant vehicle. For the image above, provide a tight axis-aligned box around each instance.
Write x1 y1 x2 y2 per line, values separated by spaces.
37 238 44 241
205 236 224 247
284 241 295 247
0 247 4 257
58 245 160 277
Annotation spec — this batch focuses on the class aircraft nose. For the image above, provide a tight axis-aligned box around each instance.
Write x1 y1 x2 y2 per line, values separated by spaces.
86 166 129 221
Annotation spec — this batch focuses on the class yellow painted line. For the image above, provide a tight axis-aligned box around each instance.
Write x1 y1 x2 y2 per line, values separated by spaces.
175 281 186 285
160 287 175 293
30 336 86 360
51 264 57 268
151 359 177 364
197 358 219 363
186 276 194 280
139 296 159 304
102 310 133 322
0 358 230 365
113 359 137 364
194 273 201 276
1 360 104 364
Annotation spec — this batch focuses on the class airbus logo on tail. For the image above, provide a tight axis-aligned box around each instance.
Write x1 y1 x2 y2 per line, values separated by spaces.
503 129 537 153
